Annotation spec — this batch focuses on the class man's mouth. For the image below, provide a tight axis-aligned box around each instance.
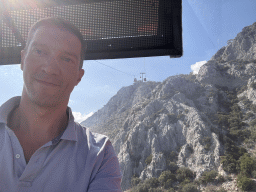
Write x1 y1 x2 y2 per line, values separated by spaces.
35 79 60 87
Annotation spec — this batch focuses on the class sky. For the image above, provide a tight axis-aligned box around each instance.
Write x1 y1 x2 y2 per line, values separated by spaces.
1 0 256 122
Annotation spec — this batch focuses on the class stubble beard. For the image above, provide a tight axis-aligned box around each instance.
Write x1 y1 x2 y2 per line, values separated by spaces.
24 84 68 108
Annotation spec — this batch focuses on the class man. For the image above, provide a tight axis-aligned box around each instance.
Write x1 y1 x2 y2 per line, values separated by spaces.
0 17 122 191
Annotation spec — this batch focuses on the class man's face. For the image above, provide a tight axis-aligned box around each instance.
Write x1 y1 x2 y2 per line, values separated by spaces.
21 25 84 107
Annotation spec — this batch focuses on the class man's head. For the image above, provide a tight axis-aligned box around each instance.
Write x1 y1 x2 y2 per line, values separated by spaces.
24 17 85 69
21 17 85 107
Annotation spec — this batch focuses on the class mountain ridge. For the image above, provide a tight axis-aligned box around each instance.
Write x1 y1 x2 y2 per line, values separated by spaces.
82 22 256 191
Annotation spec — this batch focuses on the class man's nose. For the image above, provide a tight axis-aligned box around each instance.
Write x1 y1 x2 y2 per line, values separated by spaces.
43 55 61 75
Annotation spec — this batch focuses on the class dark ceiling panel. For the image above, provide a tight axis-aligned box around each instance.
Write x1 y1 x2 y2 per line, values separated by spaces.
0 0 182 65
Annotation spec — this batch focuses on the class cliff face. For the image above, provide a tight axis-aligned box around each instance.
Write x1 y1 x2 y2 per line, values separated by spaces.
211 22 256 62
82 22 256 191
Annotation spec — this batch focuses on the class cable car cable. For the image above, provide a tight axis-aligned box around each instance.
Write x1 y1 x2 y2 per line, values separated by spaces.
93 60 135 77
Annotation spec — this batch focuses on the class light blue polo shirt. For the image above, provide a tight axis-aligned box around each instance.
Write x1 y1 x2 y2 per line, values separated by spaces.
0 97 122 192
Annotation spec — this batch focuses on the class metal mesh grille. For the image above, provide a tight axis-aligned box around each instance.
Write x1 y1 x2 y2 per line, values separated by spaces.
1 0 159 49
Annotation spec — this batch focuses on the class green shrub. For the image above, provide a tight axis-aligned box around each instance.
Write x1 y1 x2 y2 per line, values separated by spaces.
249 118 256 127
244 112 254 120
167 151 178 162
163 179 174 189
166 188 175 192
158 171 176 184
239 153 255 176
217 113 229 126
231 103 241 113
221 155 238 173
148 188 163 192
180 178 192 186
237 174 254 191
145 154 153 165
224 139 246 160
202 137 211 151
229 128 243 140
227 163 237 173
132 182 150 192
204 185 227 192
241 97 252 110
225 175 232 181
240 129 251 141
252 170 256 179
168 162 179 173
199 170 218 184
131 176 141 187
250 126 256 141
238 147 248 157
144 177 160 188
181 183 200 192
244 138 255 148
176 167 194 182
216 175 226 184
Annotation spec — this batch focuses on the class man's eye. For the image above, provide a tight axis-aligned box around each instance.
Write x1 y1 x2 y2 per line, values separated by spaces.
34 48 46 56
36 49 42 54
62 57 72 62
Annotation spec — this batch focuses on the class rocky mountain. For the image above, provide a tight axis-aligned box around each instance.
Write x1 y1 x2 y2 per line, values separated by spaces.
82 22 256 191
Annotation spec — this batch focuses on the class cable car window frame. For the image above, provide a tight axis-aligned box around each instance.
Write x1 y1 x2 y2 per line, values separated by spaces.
0 0 182 65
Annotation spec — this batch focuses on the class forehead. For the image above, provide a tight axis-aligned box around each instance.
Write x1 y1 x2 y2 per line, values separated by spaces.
29 25 81 54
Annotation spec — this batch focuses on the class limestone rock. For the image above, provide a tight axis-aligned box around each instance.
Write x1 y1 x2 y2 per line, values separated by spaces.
81 22 256 191
211 22 256 62
83 76 222 190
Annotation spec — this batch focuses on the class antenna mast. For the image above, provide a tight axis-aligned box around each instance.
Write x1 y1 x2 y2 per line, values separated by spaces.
140 73 146 82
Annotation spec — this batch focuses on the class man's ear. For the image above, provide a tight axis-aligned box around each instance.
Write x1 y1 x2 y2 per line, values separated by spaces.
20 50 26 71
76 69 84 86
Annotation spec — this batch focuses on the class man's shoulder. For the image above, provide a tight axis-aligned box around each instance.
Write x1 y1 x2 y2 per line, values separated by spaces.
0 97 20 124
74 122 110 149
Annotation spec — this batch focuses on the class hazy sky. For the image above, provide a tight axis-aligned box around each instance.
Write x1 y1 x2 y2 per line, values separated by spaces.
1 0 256 122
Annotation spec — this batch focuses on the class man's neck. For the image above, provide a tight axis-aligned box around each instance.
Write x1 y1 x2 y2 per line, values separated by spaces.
9 95 69 144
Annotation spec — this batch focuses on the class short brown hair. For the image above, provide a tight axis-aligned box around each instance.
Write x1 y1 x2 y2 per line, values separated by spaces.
25 17 85 69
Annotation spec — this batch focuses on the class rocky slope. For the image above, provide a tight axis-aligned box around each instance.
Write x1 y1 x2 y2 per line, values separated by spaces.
82 22 256 191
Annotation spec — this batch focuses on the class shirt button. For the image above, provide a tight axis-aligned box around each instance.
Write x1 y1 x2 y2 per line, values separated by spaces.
16 154 21 159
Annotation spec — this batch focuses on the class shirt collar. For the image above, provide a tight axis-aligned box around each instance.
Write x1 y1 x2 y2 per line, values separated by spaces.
0 96 78 143
59 107 78 142
0 96 20 124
